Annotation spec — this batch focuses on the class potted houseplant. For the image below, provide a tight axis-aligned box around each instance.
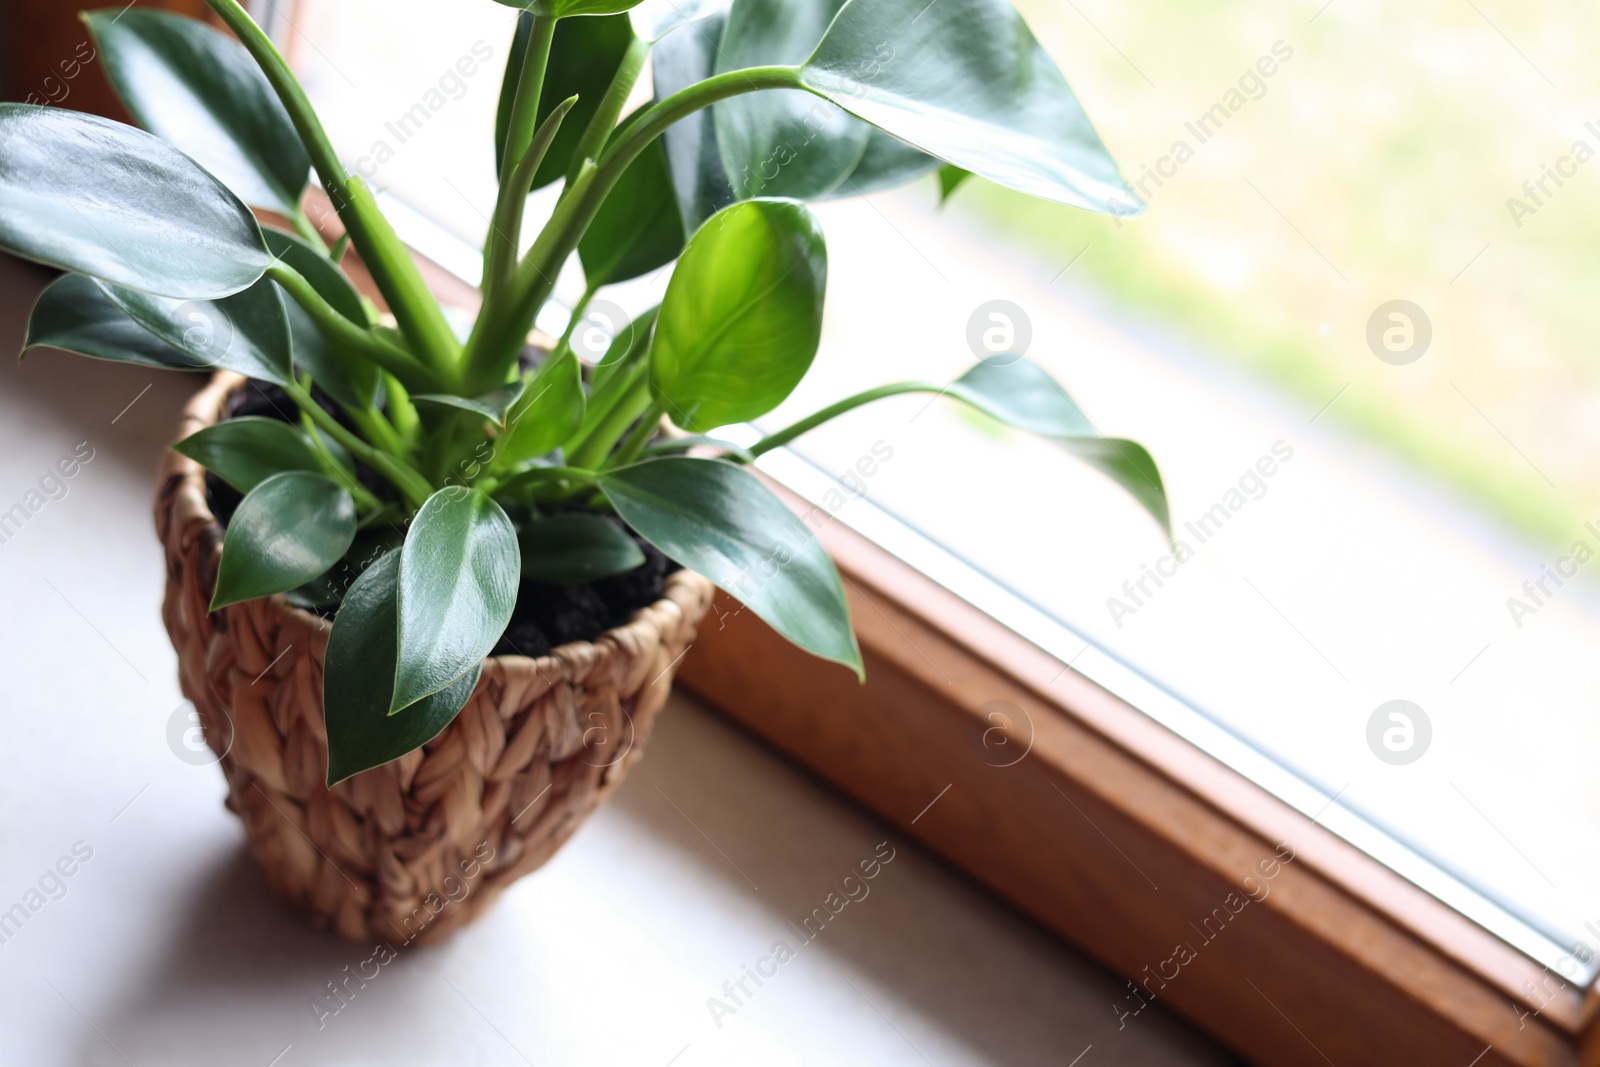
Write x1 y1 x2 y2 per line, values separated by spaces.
1 0 1168 941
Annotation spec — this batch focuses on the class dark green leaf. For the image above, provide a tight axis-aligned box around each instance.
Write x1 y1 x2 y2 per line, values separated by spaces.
495 13 634 188
172 417 325 493
23 273 204 370
580 135 684 287
519 513 645 583
948 357 1170 536
101 274 294 387
600 457 860 675
0 103 271 296
651 199 825 432
85 8 310 215
262 229 379 408
393 489 519 713
827 131 939 199
653 12 736 233
212 471 357 610
413 381 528 427
501 348 585 464
800 0 1140 215
714 0 868 199
324 549 481 786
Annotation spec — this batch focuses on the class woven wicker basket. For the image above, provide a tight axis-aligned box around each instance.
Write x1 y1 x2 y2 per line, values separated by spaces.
155 373 714 943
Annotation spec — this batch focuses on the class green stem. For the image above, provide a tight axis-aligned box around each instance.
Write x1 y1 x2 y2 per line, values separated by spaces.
485 95 578 300
499 14 557 188
605 398 667 469
289 209 328 252
566 366 650 469
482 464 598 500
294 383 382 510
748 382 945 458
284 381 434 509
467 66 802 390
204 0 461 381
267 262 442 394
564 34 650 185
550 281 599 363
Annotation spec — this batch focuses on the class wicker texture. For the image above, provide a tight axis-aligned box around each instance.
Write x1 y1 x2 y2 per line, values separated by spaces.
155 373 714 943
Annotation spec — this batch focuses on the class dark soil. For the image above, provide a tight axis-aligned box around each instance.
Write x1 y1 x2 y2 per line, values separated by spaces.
203 379 678 656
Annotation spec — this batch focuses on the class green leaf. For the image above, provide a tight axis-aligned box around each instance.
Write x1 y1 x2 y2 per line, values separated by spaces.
600 457 860 675
495 12 635 188
799 0 1140 215
827 131 939 199
937 165 973 204
501 0 640 16
393 489 520 714
413 381 528 427
714 0 868 199
579 135 684 287
519 513 645 583
262 228 379 408
0 103 271 297
947 357 1171 536
23 273 205 370
212 471 357 610
653 12 736 233
651 199 825 432
84 8 310 216
501 348 586 464
100 274 294 387
630 0 729 41
324 549 482 786
172 417 325 493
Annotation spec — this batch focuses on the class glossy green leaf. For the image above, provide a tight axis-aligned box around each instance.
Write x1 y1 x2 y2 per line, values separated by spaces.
519 513 645 583
501 348 586 464
495 13 634 188
172 417 325 493
393 489 519 714
101 274 294 387
827 131 939 199
413 381 528 427
630 0 729 41
23 274 205 370
799 0 1140 215
714 0 867 199
653 12 735 232
501 0 639 16
262 228 379 408
324 549 482 786
651 199 825 432
0 104 271 297
600 457 860 675
580 136 684 287
947 357 1170 536
85 8 310 215
212 471 357 610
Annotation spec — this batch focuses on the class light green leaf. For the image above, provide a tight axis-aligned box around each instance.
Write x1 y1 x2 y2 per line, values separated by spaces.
714 0 867 199
100 274 294 387
393 488 520 714
172 417 325 493
501 348 586 464
519 513 645 583
653 12 735 232
600 457 860 675
799 0 1140 214
212 471 357 610
580 135 684 287
631 0 728 41
651 199 825 432
947 357 1170 536
324 549 482 785
23 274 205 370
0 103 271 297
84 8 310 215
413 381 529 427
937 165 973 204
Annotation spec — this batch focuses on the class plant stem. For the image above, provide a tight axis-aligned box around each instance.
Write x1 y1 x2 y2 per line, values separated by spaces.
564 34 651 185
606 398 667 469
748 382 945 458
290 208 328 252
498 14 557 188
284 380 433 509
297 389 383 511
204 0 461 381
484 95 577 300
550 281 599 363
267 262 442 394
565 365 650 469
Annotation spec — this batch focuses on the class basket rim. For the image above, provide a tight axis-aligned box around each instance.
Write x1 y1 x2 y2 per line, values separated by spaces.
169 370 713 667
